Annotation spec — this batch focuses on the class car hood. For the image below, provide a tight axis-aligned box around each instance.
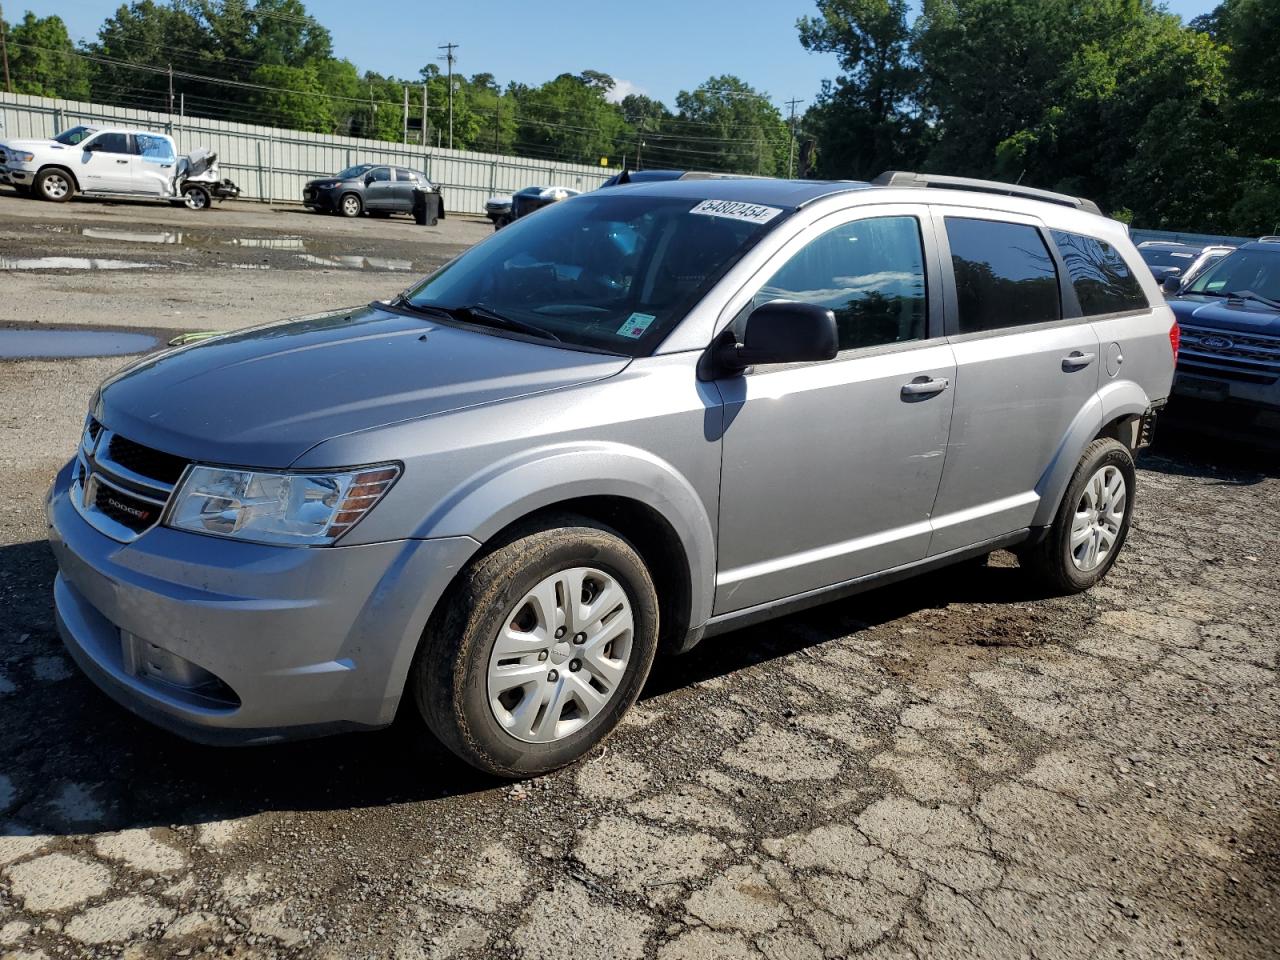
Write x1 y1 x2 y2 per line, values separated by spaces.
2 138 66 153
95 305 629 468
1168 295 1280 337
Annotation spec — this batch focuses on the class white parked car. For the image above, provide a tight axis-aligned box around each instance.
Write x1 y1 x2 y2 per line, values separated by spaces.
0 125 239 210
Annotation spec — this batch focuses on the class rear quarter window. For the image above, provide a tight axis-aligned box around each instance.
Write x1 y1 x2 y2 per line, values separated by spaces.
1052 231 1149 315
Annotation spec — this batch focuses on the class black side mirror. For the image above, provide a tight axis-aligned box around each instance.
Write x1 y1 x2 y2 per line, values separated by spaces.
710 300 838 375
1162 275 1182 294
364 175 375 186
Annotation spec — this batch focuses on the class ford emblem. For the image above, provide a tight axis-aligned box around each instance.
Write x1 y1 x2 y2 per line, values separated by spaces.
1201 335 1233 350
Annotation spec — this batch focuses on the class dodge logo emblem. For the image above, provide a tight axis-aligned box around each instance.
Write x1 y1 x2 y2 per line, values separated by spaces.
1201 335 1233 350
105 496 151 522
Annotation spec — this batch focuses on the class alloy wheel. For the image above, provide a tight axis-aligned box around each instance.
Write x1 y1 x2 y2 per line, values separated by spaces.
1070 465 1126 571
487 566 634 744
42 174 69 200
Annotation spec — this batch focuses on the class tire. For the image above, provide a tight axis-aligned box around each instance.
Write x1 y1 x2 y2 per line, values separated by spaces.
412 517 660 778
1019 438 1136 593
35 168 74 203
182 185 211 211
338 193 362 218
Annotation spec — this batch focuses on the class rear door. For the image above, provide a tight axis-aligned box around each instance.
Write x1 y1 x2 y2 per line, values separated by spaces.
392 167 419 212
714 205 956 614
132 133 177 196
927 209 1101 555
78 132 135 192
363 166 394 210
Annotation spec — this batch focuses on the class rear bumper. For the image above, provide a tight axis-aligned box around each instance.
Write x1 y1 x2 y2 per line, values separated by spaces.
46 460 478 744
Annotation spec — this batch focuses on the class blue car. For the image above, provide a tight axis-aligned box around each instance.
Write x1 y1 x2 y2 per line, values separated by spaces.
1166 238 1280 416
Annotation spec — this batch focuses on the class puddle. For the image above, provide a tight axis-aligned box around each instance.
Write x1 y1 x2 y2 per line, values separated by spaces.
0 328 159 358
0 257 160 271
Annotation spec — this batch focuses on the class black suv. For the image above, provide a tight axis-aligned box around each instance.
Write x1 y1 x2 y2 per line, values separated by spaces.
1167 238 1280 418
303 164 445 222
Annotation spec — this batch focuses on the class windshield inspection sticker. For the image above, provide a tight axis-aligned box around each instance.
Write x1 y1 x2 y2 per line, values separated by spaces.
617 312 657 339
690 199 783 225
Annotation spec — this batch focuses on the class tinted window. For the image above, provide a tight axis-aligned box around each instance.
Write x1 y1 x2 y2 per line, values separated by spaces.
89 133 131 155
135 134 175 163
1052 231 1148 315
753 216 927 351
368 167 391 182
394 167 417 183
1186 249 1280 302
946 218 1060 332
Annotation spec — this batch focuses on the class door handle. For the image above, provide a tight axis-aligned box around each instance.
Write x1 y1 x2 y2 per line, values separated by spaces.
901 377 950 398
116 159 129 164
1062 351 1096 370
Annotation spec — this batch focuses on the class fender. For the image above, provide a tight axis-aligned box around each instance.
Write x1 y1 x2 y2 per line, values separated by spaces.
414 440 718 633
1032 380 1151 527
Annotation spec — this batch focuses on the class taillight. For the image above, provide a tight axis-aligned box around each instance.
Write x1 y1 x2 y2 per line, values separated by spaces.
1169 321 1180 362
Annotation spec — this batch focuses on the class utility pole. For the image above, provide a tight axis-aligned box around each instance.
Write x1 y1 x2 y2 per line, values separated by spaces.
421 83 427 146
438 42 458 150
402 85 408 144
368 82 375 137
493 99 500 153
0 3 12 95
168 64 175 114
785 97 803 179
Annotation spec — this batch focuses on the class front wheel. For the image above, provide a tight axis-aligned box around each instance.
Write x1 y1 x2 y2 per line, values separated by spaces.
1018 437 1136 593
35 168 74 202
182 185 211 211
412 518 660 778
338 193 362 218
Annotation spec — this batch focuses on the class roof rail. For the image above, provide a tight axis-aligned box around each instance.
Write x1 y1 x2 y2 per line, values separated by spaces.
872 171 1103 217
1258 235 1280 243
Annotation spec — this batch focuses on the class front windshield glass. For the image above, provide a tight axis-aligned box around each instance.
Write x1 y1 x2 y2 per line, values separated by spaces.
53 126 95 145
1186 249 1280 302
1139 246 1198 268
404 194 787 355
335 164 374 180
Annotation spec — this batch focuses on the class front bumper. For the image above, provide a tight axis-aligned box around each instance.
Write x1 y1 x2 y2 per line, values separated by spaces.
0 162 32 186
46 460 478 744
302 187 338 211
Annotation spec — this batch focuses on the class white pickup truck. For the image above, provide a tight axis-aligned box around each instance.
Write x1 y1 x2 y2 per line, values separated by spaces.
0 125 239 210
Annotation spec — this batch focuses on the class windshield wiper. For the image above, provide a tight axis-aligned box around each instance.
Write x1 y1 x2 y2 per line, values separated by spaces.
1226 289 1280 309
447 303 562 343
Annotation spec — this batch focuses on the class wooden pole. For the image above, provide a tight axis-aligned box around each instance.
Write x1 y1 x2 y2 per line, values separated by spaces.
0 3 12 95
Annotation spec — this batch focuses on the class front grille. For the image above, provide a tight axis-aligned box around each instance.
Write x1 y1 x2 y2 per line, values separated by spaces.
106 433 187 485
1177 324 1280 385
72 419 188 543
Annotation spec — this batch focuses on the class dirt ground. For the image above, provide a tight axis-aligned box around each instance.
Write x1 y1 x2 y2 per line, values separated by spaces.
0 194 1277 960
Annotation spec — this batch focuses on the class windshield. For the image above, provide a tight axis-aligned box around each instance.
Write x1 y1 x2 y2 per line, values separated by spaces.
53 126 96 146
403 194 787 355
1186 249 1280 302
1139 246 1199 268
335 164 374 180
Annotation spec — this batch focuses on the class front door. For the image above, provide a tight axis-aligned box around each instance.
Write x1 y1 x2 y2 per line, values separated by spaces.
714 207 955 615
363 167 394 210
78 132 135 192
927 210 1102 554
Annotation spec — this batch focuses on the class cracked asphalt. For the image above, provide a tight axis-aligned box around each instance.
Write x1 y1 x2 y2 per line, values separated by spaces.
1 196 1278 960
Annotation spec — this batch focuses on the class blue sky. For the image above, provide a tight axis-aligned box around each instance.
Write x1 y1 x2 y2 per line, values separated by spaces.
27 0 1217 111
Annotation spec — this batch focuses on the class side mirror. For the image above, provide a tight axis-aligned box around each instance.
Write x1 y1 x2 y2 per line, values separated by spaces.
711 300 838 375
1162 275 1183 294
364 175 375 185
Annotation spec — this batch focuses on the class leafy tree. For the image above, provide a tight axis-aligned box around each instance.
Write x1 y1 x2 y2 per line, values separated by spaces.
248 63 333 131
3 12 92 99
797 0 926 178
667 75 790 175
513 72 629 164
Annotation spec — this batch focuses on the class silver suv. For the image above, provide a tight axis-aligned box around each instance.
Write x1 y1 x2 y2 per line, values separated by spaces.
47 172 1176 777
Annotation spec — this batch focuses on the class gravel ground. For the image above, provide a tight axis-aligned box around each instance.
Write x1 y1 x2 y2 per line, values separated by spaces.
0 197 1277 960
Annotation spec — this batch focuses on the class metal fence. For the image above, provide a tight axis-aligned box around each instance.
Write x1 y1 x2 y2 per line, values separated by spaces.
0 92 614 215
1130 228 1256 248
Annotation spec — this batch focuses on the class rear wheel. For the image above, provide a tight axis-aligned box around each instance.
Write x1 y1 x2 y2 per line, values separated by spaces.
1019 438 1135 593
339 193 362 218
36 168 74 203
182 184 211 210
412 518 660 778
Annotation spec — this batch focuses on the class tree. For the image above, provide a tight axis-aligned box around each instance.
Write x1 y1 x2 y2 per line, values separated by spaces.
4 12 91 99
797 0 926 178
513 72 629 164
667 75 789 175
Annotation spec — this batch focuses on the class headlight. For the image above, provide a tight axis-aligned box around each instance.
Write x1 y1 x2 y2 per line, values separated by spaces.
14 152 34 163
167 463 400 545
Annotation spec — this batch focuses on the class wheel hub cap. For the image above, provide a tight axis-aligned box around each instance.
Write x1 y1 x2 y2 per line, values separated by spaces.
487 566 633 744
1070 465 1126 572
